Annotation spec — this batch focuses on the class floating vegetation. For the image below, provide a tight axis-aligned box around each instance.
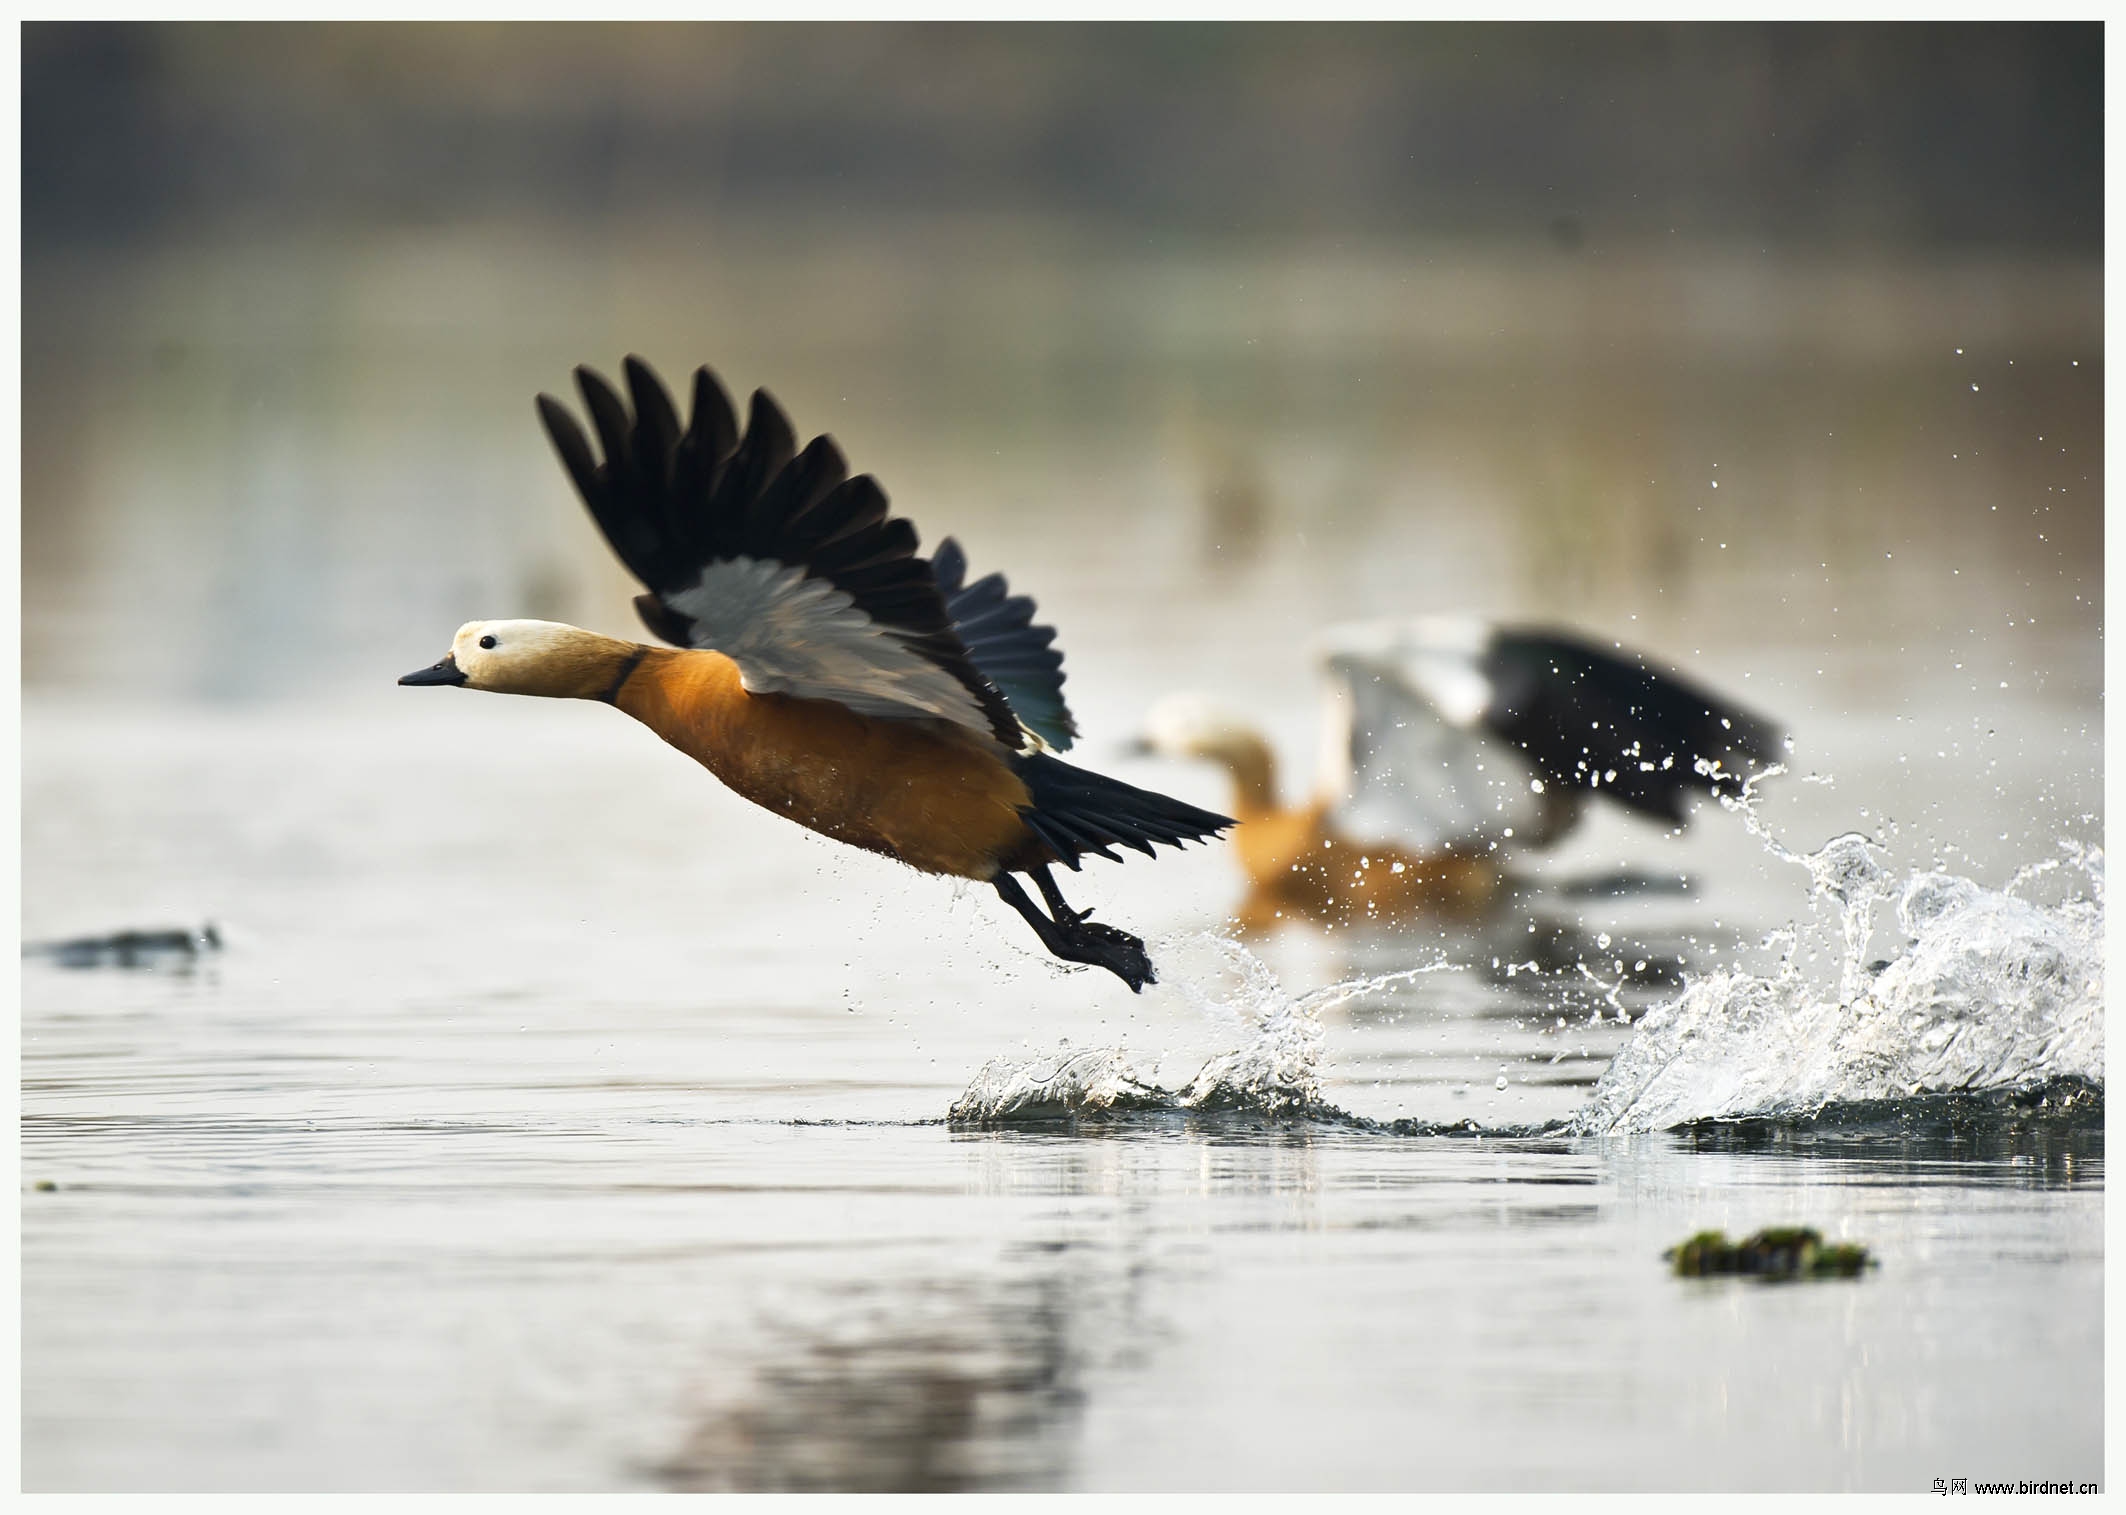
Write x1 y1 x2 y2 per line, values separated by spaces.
1666 1227 1875 1280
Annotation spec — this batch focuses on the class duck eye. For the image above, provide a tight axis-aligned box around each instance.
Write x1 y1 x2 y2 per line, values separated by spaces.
478 634 497 650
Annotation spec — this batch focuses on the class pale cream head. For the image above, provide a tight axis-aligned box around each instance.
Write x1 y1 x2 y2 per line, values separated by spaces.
406 619 641 700
449 620 566 692
1140 693 1261 760
1139 693 1280 814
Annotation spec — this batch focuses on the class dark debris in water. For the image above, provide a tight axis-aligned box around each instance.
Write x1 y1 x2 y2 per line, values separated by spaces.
1666 1079 2103 1183
1667 1227 1875 1281
1675 1077 2103 1144
1554 868 1694 900
951 1080 2102 1155
1481 914 1689 990
947 1093 1564 1142
24 923 222 970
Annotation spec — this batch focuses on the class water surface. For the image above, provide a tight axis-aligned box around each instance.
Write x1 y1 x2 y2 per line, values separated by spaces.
21 232 2103 1491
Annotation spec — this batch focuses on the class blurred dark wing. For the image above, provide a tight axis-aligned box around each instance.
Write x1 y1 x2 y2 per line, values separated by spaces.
537 357 1022 746
1480 629 1786 824
929 538 1076 752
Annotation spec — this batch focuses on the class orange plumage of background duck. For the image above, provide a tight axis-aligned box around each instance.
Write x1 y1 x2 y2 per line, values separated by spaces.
401 356 1230 990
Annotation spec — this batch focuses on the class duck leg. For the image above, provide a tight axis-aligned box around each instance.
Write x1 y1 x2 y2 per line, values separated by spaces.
993 867 1156 992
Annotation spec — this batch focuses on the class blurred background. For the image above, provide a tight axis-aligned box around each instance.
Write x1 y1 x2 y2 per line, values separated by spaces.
23 17 2104 950
20 17 2106 997
21 23 2106 1493
25 21 2101 704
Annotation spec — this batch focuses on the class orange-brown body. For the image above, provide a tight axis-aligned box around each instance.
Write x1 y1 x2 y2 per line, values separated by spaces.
1167 728 1499 930
1228 796 1500 931
616 647 1036 880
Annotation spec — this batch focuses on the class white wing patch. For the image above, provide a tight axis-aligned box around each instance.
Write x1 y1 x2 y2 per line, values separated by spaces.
1316 620 1558 854
667 556 998 737
1320 616 1493 725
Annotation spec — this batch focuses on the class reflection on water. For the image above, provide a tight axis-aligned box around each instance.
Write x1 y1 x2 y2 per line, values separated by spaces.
21 645 2106 1488
657 1244 1097 1491
20 174 2103 1493
22 1013 2104 1492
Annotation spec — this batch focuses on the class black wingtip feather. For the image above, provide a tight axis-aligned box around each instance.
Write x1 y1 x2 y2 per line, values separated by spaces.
623 356 682 472
575 367 636 481
1011 753 1232 872
539 390 667 587
686 366 740 465
536 394 598 496
931 537 969 593
536 358 1027 746
746 389 797 463
934 542 1079 751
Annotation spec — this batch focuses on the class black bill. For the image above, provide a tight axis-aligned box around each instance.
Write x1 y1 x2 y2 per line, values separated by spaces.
399 653 467 687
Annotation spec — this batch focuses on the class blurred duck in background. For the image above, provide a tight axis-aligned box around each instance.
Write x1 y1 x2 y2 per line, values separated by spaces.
1139 618 1784 930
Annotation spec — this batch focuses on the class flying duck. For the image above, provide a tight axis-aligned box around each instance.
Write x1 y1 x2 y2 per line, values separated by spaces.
1139 617 1783 928
401 357 1230 990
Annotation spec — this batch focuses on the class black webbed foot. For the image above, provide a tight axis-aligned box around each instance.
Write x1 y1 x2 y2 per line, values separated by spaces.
993 870 1157 993
1061 917 1156 991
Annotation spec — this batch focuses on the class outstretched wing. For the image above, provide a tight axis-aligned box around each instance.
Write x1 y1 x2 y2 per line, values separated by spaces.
537 357 1023 747
930 538 1076 752
1479 627 1785 822
1318 618 1785 853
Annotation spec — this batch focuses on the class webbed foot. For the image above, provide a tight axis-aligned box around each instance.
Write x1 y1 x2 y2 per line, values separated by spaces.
1056 916 1156 992
993 871 1158 993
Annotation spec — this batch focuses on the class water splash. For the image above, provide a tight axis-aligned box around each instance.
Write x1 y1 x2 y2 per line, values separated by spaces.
949 935 1451 1126
1697 761 1898 1001
946 1046 1171 1123
1571 839 2104 1135
952 799 2103 1136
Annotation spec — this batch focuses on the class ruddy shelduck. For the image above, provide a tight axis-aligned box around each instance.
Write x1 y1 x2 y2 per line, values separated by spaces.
1140 618 1783 929
402 357 1230 990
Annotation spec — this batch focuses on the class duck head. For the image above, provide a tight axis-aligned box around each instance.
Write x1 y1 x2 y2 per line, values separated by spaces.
1133 694 1279 813
1135 693 1260 762
399 619 638 700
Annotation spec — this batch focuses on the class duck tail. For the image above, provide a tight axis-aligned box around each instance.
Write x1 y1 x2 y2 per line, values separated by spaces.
1010 752 1233 872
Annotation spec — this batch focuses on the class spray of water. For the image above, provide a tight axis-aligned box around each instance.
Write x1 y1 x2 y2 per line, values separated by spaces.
1569 769 2104 1133
949 935 1453 1125
952 766 2103 1134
